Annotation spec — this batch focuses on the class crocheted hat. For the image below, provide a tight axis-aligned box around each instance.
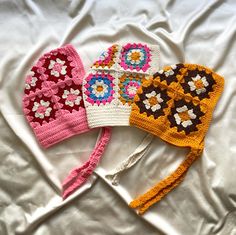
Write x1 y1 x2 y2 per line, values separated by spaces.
82 43 160 127
22 44 111 199
129 63 224 214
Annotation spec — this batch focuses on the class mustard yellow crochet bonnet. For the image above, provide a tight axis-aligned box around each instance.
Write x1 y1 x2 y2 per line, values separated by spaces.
129 63 224 214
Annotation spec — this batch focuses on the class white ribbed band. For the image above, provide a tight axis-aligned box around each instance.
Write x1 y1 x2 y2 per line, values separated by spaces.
86 105 131 128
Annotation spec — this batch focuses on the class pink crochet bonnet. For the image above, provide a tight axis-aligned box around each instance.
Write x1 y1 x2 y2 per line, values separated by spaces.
22 44 111 199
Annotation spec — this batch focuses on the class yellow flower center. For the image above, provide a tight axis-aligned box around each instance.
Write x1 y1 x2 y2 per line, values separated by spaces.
178 111 190 121
131 52 141 61
96 85 104 92
148 97 158 106
194 80 204 89
164 66 172 71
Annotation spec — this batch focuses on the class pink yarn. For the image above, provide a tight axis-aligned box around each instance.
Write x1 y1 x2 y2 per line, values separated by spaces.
22 44 88 148
62 127 111 199
22 44 112 198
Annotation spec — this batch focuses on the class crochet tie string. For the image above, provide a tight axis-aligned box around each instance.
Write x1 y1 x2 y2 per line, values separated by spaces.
62 127 112 199
106 134 154 185
129 144 203 214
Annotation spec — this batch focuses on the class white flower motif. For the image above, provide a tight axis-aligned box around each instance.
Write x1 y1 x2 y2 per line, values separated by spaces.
25 72 38 90
188 74 209 95
174 105 197 128
159 65 177 76
62 88 82 107
127 49 144 65
48 58 67 77
91 80 109 97
32 100 52 119
164 69 174 77
127 85 138 96
143 91 163 112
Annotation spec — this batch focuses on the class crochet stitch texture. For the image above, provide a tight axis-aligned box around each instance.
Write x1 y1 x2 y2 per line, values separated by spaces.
22 45 111 199
23 44 87 148
83 43 160 127
129 63 224 214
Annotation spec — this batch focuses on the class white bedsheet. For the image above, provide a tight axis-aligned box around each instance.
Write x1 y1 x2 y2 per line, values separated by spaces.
0 0 236 234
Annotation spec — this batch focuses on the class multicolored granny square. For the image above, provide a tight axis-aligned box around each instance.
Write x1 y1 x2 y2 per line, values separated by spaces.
119 43 151 72
84 72 116 105
83 42 160 127
92 44 119 69
118 73 147 105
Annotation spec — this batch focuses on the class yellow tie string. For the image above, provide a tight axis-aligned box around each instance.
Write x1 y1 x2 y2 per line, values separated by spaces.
129 144 203 214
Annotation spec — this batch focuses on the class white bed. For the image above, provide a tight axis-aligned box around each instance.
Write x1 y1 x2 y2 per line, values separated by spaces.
0 0 236 234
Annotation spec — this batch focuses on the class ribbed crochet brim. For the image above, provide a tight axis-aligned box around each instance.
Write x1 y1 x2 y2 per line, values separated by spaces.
86 105 131 128
34 109 89 148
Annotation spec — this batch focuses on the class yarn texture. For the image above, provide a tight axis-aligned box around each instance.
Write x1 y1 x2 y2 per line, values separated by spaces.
129 63 224 214
83 43 160 127
23 44 87 148
105 133 154 185
22 44 111 199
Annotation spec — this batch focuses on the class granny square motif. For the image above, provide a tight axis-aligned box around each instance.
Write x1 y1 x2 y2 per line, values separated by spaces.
22 45 112 200
83 42 160 127
130 63 224 147
23 45 86 148
129 63 224 214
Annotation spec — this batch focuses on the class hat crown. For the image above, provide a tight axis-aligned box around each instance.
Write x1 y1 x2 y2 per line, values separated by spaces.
83 42 160 127
131 63 224 148
129 63 224 214
23 45 85 128
22 45 88 148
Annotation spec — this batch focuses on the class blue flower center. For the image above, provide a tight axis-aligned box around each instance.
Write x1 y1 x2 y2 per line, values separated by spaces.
88 75 113 101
